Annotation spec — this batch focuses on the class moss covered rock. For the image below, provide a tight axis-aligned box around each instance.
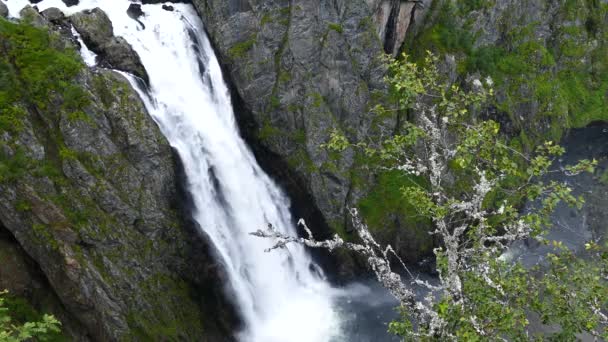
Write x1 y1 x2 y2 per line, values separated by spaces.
407 0 608 145
0 13 234 341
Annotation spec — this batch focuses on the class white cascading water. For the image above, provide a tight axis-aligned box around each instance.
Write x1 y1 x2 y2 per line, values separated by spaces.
7 1 343 341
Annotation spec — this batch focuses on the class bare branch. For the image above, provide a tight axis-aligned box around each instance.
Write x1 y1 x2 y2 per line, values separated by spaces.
251 208 447 337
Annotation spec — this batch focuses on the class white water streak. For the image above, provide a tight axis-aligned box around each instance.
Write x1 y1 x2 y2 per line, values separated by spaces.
70 26 97 66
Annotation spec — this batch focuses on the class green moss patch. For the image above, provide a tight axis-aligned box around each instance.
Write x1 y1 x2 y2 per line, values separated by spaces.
358 170 433 252
228 35 257 59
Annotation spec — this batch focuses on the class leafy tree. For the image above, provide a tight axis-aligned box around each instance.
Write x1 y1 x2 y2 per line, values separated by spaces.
253 52 608 340
0 290 61 341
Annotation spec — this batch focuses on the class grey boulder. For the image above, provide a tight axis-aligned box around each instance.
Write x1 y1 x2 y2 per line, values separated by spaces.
70 8 149 83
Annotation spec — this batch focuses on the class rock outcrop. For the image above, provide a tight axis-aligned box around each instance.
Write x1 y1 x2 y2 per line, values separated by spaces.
62 0 79 7
71 8 149 83
0 1 8 18
0 10 235 340
40 7 65 23
367 0 431 56
0 224 90 340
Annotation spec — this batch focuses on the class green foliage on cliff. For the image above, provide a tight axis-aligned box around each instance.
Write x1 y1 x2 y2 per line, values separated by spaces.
358 171 428 228
358 170 433 254
408 0 608 144
0 17 87 114
601 169 608 185
0 17 88 183
228 35 257 59
0 290 61 341
327 22 344 34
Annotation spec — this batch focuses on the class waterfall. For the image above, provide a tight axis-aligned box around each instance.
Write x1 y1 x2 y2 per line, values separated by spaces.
7 1 342 341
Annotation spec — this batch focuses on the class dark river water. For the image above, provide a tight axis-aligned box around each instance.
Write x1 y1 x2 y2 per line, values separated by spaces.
508 122 608 265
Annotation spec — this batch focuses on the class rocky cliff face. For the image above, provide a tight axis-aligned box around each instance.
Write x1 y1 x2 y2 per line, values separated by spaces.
185 0 456 269
188 0 607 269
0 8 235 340
188 0 403 274
408 0 607 140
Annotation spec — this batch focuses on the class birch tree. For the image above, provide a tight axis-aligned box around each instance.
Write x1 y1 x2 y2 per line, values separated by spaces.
253 52 607 340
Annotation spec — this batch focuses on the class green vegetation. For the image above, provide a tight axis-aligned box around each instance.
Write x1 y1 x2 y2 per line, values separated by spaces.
0 148 31 183
278 70 291 83
309 92 324 107
125 274 204 340
327 22 344 34
0 17 86 114
260 13 273 26
358 170 432 251
260 6 291 27
227 36 257 59
286 148 317 173
0 19 113 239
0 17 89 184
408 0 608 147
600 169 608 185
0 290 61 341
258 118 282 142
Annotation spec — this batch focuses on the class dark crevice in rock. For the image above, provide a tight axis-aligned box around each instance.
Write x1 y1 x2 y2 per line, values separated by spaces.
268 2 292 108
401 0 419 55
382 0 400 54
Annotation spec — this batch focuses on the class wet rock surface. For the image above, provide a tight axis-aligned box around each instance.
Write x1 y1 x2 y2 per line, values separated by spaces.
508 122 608 266
127 3 144 19
40 7 65 22
70 7 149 83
